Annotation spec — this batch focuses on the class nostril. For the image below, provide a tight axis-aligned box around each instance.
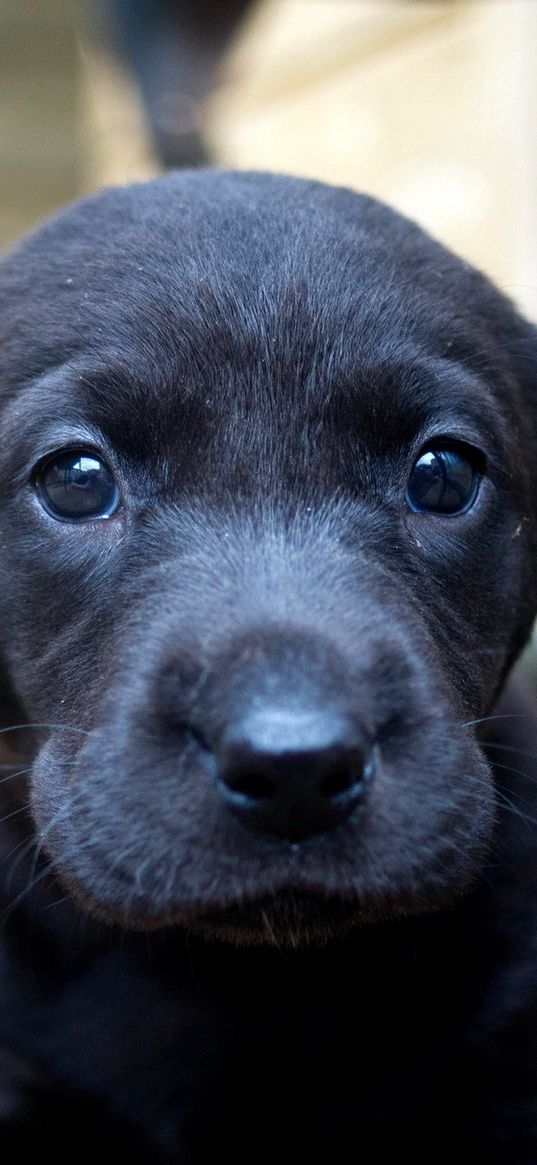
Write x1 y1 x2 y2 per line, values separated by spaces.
224 770 276 802
219 745 365 803
319 754 365 800
215 707 372 839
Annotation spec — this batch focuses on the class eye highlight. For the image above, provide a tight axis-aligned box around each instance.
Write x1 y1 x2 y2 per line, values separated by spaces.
406 444 481 515
34 449 121 522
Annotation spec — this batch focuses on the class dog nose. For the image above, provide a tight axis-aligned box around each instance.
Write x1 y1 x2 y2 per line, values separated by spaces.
215 707 370 840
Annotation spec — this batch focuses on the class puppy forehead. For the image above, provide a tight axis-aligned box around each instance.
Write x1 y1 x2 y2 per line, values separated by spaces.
0 170 525 469
0 169 502 384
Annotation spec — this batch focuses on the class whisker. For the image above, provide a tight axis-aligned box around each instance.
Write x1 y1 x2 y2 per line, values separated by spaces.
1 861 57 924
3 834 40 892
493 778 537 810
261 909 278 946
0 723 90 738
1 832 39 875
494 790 537 829
482 740 537 763
0 768 32 785
31 799 80 869
0 759 81 787
42 895 70 912
468 767 537 827
0 803 30 828
490 759 537 784
463 713 528 729
3 800 75 893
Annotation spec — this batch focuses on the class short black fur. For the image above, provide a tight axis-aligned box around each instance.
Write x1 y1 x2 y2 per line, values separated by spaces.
1 170 537 1161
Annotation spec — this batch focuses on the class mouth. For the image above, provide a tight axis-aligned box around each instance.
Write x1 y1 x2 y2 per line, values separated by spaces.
182 890 375 947
55 852 371 944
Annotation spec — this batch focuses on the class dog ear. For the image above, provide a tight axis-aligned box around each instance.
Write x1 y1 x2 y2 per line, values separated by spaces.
490 308 537 678
504 311 537 511
0 669 28 763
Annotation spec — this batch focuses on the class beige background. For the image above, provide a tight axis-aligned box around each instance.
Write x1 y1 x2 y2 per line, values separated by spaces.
207 0 537 320
1 0 537 320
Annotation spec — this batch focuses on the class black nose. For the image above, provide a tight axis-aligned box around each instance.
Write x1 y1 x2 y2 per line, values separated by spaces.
215 707 370 840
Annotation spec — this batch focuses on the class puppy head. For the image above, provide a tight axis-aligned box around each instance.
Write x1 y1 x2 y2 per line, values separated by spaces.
1 170 536 944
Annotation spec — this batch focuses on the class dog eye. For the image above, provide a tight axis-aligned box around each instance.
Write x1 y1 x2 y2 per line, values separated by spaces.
406 445 480 515
35 450 121 521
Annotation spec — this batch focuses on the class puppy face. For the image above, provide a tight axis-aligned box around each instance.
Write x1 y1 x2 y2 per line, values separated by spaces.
1 171 536 944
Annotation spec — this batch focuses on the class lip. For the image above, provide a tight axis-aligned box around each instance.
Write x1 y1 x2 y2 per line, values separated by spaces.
58 853 369 939
184 889 369 947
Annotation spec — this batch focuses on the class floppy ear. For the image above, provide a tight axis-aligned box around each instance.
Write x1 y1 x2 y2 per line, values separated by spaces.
507 312 537 537
0 244 36 761
491 309 537 680
0 671 28 764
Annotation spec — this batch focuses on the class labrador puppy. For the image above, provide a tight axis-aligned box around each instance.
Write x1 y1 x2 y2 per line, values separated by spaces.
1 170 537 1162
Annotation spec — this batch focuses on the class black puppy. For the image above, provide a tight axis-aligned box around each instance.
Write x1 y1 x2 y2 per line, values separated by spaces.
1 170 537 1161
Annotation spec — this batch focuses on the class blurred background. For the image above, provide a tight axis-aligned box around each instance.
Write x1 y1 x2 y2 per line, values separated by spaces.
1 0 536 326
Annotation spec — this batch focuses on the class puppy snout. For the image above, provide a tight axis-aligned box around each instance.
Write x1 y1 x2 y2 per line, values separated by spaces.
216 708 370 841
